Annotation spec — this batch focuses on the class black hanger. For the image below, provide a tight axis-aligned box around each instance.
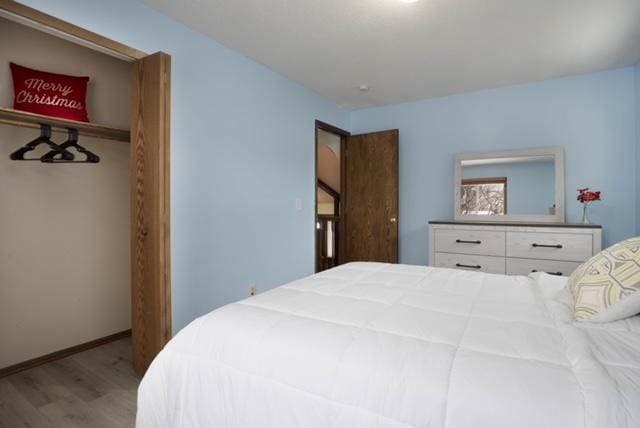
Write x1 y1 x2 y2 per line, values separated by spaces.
41 128 100 164
9 124 74 161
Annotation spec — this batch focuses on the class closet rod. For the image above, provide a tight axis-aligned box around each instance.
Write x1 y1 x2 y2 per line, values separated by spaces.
0 107 130 142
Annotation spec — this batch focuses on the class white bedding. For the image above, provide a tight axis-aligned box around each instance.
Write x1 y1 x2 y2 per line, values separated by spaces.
136 263 640 428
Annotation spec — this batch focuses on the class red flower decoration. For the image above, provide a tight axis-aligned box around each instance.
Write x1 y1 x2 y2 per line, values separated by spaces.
577 188 601 203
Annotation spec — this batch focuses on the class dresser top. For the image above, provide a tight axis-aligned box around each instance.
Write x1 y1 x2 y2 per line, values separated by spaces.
429 220 602 229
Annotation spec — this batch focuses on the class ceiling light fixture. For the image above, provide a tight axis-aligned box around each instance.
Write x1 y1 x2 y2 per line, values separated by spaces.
359 85 370 92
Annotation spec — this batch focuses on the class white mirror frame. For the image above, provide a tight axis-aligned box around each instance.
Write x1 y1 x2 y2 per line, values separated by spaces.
454 147 565 223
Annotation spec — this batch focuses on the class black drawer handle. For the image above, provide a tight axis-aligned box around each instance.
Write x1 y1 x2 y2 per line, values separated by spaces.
456 263 482 269
532 243 563 249
531 270 563 276
456 239 482 244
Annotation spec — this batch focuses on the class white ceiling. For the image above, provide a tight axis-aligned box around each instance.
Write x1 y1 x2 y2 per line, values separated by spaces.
143 0 640 109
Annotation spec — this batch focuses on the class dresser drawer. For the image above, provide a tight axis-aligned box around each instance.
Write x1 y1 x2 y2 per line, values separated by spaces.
434 252 506 274
506 232 593 262
506 258 582 277
434 229 505 257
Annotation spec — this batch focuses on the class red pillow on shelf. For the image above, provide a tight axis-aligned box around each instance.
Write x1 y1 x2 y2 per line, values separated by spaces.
10 62 90 122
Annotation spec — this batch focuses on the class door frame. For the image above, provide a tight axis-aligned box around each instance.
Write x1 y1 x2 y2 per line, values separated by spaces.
0 1 172 376
314 120 349 272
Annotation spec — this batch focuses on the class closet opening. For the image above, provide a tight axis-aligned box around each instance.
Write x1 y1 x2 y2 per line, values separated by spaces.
0 1 171 378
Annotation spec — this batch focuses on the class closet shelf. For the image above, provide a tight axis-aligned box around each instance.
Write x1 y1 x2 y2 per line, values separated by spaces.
0 107 130 142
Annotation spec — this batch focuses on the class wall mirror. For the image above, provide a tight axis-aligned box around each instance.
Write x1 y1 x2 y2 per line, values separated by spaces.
454 147 565 223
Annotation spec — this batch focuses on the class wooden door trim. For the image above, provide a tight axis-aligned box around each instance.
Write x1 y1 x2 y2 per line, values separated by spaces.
316 120 350 138
0 0 147 60
131 52 172 375
0 2 171 377
315 121 349 272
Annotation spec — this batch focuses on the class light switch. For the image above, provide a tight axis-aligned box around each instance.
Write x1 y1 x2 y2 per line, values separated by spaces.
295 198 302 211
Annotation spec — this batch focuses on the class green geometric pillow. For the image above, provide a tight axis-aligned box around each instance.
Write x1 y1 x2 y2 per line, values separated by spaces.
567 236 640 322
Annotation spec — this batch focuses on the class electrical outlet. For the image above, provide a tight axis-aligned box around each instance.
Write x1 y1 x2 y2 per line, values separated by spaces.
249 284 257 296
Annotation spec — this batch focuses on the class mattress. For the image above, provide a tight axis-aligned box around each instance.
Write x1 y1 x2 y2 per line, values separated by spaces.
136 262 640 428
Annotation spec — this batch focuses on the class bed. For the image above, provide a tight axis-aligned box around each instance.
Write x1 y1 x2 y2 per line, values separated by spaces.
136 262 640 427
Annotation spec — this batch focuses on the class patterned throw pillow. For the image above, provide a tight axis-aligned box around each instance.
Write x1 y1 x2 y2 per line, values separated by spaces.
567 236 640 322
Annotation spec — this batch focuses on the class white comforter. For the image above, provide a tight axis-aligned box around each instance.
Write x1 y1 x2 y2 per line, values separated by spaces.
136 263 640 428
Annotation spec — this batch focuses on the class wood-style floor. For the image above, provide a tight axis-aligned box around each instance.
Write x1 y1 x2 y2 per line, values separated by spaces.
0 337 139 427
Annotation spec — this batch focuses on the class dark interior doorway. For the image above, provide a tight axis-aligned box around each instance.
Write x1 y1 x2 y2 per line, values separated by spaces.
315 121 348 272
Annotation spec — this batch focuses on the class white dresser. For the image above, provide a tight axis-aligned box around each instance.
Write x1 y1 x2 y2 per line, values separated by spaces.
428 221 602 276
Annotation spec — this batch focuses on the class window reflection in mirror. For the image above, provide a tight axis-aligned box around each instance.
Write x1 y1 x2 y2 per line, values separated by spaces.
460 156 555 216
461 177 507 215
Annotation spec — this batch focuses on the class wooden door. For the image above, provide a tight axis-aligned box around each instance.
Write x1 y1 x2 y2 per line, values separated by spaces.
131 52 172 376
343 130 399 263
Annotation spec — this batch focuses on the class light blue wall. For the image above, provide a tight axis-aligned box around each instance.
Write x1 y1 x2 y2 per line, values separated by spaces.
351 68 638 264
20 0 349 332
636 64 640 236
462 162 555 215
